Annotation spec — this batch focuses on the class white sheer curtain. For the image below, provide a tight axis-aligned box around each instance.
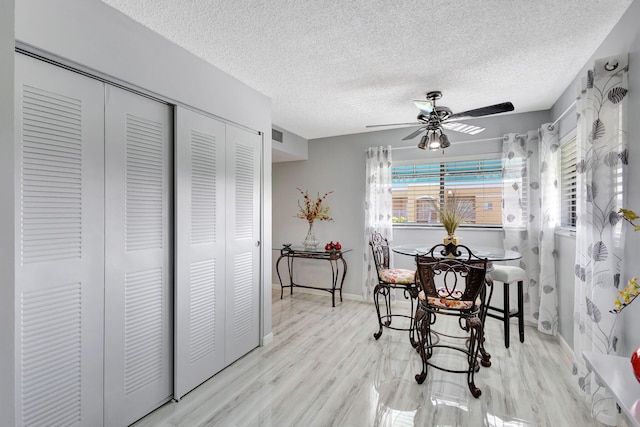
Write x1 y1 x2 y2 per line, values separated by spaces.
501 126 559 335
573 54 628 426
363 146 393 301
538 125 560 333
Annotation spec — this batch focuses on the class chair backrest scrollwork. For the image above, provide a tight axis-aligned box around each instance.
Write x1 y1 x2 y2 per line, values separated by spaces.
369 232 391 273
415 243 488 308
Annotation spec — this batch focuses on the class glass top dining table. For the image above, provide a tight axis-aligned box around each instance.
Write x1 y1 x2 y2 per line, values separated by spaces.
392 244 522 262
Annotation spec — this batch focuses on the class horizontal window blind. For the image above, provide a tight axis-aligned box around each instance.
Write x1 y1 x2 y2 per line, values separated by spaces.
392 158 503 226
560 138 577 227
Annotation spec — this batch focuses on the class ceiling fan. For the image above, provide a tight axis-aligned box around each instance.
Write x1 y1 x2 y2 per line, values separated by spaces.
366 91 514 151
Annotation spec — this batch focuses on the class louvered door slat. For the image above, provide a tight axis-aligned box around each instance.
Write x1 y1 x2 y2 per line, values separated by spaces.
104 85 172 427
16 53 105 427
174 107 226 400
224 125 261 365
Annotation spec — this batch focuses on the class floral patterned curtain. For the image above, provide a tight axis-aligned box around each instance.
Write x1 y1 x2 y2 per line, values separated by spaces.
573 54 628 426
363 146 393 301
501 126 559 335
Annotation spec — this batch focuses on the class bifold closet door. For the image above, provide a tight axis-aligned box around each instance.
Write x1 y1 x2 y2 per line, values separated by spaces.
104 86 173 426
224 125 261 364
174 106 226 400
15 54 105 426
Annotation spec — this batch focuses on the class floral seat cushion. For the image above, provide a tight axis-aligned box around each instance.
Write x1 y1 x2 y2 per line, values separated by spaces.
379 268 415 285
418 288 480 310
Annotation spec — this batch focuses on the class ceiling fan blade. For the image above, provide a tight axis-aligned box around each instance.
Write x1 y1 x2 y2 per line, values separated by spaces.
412 100 434 114
402 127 427 140
366 121 422 128
447 102 514 121
442 122 485 135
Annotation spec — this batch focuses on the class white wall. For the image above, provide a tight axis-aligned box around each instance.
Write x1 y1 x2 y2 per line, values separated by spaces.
272 124 308 162
272 110 550 300
0 1 15 425
550 0 640 356
555 233 577 348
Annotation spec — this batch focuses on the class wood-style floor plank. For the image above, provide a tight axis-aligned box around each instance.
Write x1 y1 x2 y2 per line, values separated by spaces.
132 290 605 427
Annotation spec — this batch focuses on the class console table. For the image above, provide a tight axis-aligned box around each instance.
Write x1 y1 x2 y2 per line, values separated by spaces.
274 245 350 307
583 351 640 427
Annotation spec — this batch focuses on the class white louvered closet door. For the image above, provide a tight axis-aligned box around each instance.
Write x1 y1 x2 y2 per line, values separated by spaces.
104 86 173 426
174 107 227 400
15 54 105 426
224 125 261 364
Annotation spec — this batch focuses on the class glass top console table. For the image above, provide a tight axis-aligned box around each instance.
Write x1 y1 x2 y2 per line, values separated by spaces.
274 245 351 307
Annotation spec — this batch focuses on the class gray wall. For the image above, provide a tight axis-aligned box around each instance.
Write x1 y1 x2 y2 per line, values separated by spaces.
0 1 15 424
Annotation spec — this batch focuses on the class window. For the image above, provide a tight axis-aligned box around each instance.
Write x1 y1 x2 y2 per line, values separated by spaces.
392 197 408 223
392 157 503 226
560 137 577 227
416 196 438 223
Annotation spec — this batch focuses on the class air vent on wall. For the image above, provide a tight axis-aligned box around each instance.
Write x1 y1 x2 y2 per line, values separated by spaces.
272 129 283 143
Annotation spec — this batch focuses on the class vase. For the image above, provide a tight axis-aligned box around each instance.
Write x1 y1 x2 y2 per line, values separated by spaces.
631 346 640 383
303 222 319 248
443 234 459 246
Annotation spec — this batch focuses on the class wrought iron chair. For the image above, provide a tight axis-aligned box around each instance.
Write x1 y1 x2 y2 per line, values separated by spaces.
413 243 491 398
369 232 419 345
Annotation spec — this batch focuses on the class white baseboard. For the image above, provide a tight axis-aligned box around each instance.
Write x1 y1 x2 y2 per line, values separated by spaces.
261 332 273 346
556 331 574 363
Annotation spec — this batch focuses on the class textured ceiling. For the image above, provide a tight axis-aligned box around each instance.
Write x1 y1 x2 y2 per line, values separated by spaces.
100 0 632 140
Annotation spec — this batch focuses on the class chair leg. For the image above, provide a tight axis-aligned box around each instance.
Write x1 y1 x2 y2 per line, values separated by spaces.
467 316 482 398
408 294 417 348
373 284 384 340
414 308 428 384
383 287 392 326
479 283 492 367
517 280 525 343
503 282 510 349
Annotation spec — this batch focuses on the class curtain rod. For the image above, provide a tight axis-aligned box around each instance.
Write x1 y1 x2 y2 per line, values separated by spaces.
547 100 577 131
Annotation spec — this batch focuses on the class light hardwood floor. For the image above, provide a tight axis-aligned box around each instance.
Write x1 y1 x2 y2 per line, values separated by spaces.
133 290 605 427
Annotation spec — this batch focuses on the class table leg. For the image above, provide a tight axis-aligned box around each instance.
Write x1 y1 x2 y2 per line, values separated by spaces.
275 254 285 299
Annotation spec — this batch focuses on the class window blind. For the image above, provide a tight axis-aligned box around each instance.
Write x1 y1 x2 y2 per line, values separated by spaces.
560 138 577 227
392 158 503 226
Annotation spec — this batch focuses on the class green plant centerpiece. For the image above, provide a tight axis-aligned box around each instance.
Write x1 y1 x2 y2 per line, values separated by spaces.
429 195 473 245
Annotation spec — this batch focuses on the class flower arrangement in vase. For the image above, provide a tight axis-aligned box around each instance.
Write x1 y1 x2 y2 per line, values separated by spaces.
428 194 473 245
296 188 333 248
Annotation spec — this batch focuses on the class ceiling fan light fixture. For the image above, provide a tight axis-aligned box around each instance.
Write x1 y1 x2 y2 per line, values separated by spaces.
417 134 428 150
428 131 441 150
439 133 451 149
